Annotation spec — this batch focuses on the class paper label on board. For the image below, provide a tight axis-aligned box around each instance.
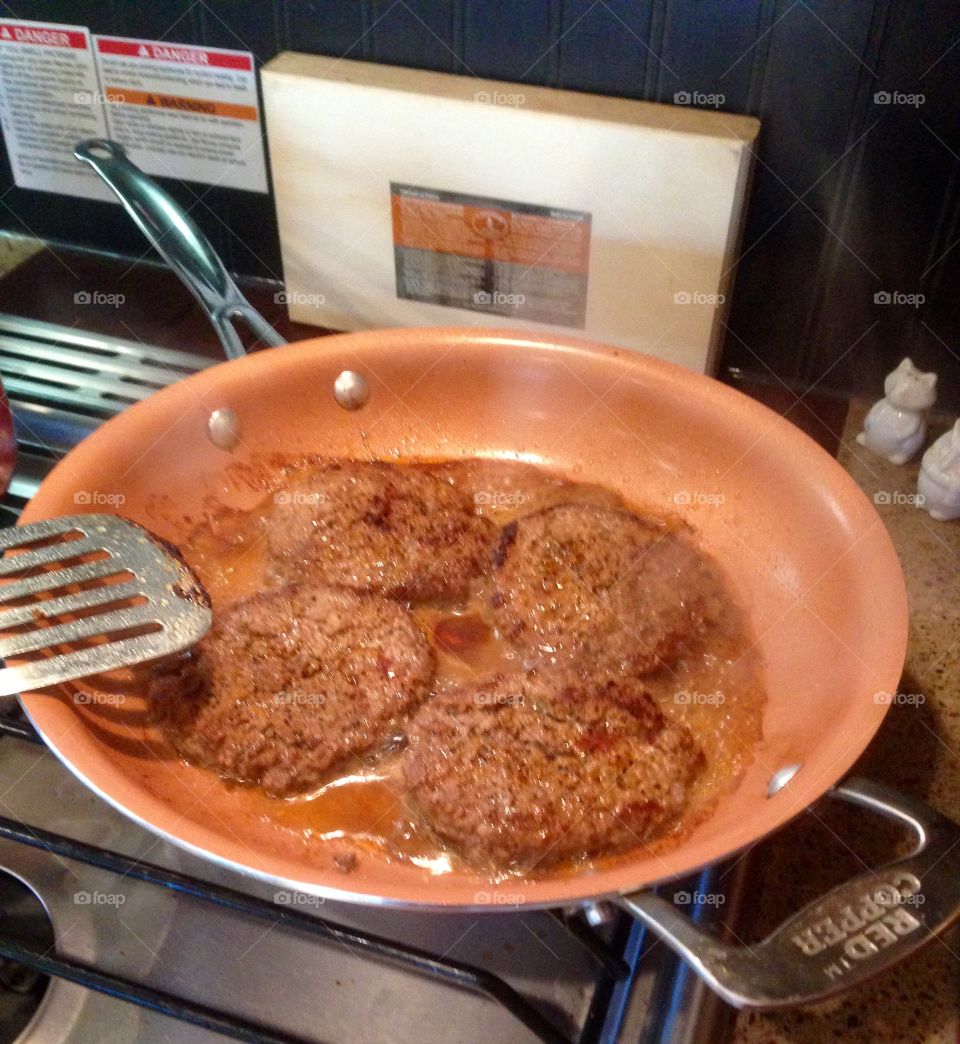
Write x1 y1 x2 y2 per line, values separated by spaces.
0 19 114 201
390 183 591 328
93 36 268 193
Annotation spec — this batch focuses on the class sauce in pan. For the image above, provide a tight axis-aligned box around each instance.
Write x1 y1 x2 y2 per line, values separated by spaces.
162 457 765 876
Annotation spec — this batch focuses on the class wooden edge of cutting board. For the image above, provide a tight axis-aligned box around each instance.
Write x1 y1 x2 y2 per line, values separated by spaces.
261 51 761 145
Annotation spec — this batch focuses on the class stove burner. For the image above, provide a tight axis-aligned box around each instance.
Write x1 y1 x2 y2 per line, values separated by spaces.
0 873 52 1043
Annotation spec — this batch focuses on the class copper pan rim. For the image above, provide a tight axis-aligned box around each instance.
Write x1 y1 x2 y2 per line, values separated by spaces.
17 326 909 910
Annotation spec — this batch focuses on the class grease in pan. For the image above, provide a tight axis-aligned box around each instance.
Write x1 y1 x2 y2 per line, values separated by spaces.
147 457 765 876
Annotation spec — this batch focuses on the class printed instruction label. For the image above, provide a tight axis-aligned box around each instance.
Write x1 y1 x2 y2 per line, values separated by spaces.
390 184 591 328
94 36 267 193
0 19 267 199
0 20 113 201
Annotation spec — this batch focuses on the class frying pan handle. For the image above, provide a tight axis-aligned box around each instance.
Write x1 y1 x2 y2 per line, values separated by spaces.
616 778 960 1009
73 139 286 360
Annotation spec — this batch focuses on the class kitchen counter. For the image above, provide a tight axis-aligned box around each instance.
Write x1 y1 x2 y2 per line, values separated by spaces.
0 233 40 274
733 403 960 1044
0 242 958 1042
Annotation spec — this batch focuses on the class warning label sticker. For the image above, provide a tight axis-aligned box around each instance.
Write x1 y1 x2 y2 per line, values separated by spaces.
0 19 267 199
93 35 267 193
0 19 113 201
102 89 257 123
390 184 591 328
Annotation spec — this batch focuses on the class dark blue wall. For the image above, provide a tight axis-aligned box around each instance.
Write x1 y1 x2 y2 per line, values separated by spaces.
2 1 959 407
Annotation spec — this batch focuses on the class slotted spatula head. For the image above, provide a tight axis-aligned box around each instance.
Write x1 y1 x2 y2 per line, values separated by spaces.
0 514 211 697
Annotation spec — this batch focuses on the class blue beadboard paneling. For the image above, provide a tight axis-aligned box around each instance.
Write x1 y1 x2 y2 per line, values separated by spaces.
282 0 371 59
658 0 762 112
553 0 654 97
199 0 280 62
368 0 463 73
461 0 556 83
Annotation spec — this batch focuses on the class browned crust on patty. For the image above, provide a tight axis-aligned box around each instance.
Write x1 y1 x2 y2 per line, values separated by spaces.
150 584 435 796
266 461 496 601
491 502 721 673
403 670 703 869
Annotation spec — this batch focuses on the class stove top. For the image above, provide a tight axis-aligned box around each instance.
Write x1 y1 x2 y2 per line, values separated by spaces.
0 315 740 1043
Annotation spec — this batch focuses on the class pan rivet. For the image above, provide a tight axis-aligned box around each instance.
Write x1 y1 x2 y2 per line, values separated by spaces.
334 370 370 411
207 407 241 449
767 763 802 798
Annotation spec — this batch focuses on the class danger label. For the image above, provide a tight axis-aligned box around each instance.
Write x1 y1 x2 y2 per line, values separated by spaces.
0 23 87 49
97 38 252 70
391 184 591 327
94 34 267 193
0 18 113 201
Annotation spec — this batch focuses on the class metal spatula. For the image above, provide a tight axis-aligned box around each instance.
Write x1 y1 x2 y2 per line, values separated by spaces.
0 514 211 697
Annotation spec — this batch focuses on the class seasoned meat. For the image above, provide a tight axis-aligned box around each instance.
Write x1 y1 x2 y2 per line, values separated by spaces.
150 584 435 796
404 670 703 869
491 502 719 673
266 461 496 601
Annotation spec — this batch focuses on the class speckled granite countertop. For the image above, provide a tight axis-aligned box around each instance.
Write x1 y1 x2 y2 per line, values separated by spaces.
734 400 960 1044
0 232 41 276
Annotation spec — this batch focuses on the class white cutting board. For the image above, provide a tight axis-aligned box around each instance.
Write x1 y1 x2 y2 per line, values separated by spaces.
261 54 759 373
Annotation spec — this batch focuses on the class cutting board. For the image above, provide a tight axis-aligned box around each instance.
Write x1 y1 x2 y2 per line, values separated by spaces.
261 54 759 373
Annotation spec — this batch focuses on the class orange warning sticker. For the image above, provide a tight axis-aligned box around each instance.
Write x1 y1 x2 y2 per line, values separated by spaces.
391 184 591 327
392 195 590 274
104 87 257 121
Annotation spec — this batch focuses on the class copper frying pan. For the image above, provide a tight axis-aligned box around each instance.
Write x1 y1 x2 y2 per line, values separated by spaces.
12 141 960 1011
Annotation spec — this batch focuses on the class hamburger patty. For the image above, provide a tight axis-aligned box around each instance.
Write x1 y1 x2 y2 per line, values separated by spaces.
150 584 435 796
404 671 703 868
492 502 719 673
267 461 496 601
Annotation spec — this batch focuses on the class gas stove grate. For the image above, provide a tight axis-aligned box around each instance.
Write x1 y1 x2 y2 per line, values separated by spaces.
0 784 626 1044
0 313 210 418
0 313 214 503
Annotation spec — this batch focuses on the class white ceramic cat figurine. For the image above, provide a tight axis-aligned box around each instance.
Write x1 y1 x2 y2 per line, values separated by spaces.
856 358 937 464
918 419 960 521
